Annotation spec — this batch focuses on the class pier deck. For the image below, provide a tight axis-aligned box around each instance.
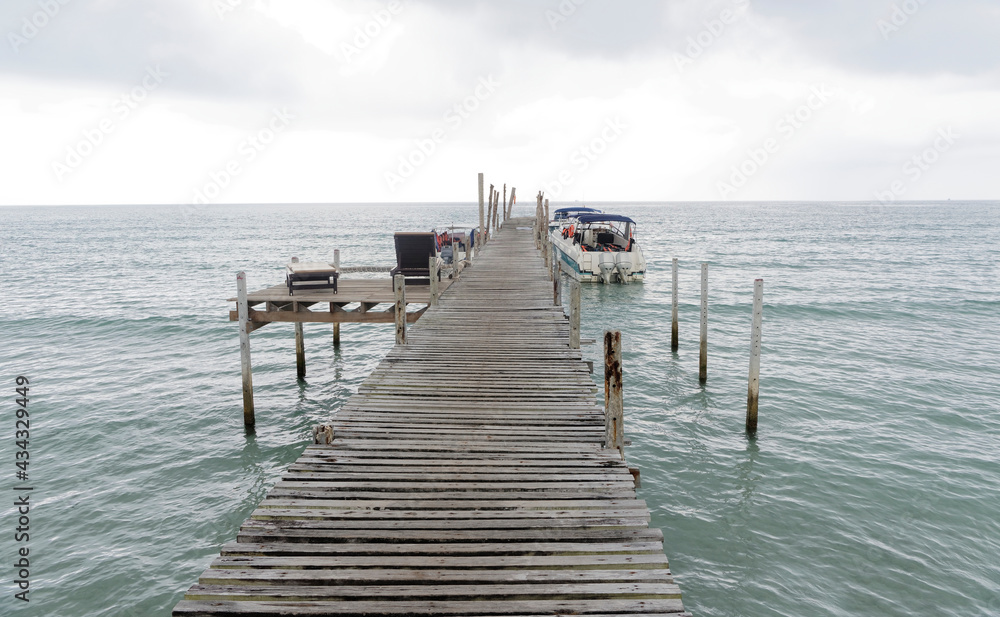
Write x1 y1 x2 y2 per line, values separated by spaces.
175 218 688 616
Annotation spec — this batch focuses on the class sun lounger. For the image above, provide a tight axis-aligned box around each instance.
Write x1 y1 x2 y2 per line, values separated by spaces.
390 232 439 285
286 261 338 295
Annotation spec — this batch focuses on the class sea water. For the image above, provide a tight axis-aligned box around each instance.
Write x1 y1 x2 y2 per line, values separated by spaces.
0 202 998 617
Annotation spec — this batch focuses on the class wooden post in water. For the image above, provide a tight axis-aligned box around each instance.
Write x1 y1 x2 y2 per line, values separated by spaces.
333 250 341 346
671 257 679 352
478 173 484 255
237 272 255 428
699 262 708 384
294 314 306 380
570 280 581 349
393 274 406 345
508 187 516 219
429 255 439 306
747 278 764 434
604 330 624 459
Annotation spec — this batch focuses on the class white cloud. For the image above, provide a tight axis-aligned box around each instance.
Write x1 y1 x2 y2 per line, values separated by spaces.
1 0 998 205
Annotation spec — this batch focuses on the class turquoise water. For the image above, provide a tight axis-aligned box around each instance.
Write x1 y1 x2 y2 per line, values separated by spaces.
0 202 998 616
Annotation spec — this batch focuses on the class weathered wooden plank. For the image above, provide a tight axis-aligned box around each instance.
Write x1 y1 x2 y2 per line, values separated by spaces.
174 598 687 615
210 554 669 570
200 567 673 584
221 541 668 557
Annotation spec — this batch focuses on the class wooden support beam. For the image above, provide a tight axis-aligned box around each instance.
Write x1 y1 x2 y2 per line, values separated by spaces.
478 173 484 255
394 274 406 345
430 256 439 306
604 330 624 459
229 308 424 325
295 320 306 380
236 271 255 429
570 280 581 350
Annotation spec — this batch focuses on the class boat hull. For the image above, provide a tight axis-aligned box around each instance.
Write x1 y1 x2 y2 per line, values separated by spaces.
549 232 646 284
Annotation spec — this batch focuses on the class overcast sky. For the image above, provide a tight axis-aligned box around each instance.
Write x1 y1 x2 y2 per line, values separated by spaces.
2 0 998 205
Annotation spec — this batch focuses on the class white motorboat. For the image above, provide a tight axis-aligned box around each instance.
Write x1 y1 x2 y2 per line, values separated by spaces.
549 213 646 284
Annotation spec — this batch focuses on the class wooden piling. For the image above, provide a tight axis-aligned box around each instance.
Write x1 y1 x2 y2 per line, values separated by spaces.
508 187 516 219
452 235 460 280
570 279 581 349
295 316 306 380
393 274 406 345
699 262 708 384
502 184 507 223
553 259 562 306
429 255 439 306
604 330 624 459
237 272 255 428
747 278 763 434
485 185 494 241
671 258 679 352
333 251 342 346
478 173 484 255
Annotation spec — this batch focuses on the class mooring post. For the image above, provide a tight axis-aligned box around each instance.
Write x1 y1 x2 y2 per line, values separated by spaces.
429 255 439 306
486 185 494 241
393 274 406 345
237 272 255 428
294 311 306 380
509 187 516 219
544 198 550 230
330 303 342 347
451 236 459 279
747 278 764 434
671 257 679 352
554 260 562 306
332 250 341 346
570 280 581 349
604 330 624 459
699 262 708 384
502 184 507 223
478 173 484 255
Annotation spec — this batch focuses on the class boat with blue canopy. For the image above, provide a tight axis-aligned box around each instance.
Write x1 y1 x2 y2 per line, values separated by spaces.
549 212 646 284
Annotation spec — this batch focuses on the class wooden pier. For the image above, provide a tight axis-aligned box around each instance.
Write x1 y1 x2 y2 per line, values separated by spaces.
175 218 688 616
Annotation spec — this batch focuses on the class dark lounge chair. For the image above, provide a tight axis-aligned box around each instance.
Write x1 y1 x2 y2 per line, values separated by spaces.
390 232 439 285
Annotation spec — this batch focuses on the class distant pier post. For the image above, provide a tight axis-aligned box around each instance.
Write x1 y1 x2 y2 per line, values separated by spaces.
429 255 439 306
747 278 764 434
604 330 624 459
394 274 407 345
502 184 508 224
508 187 516 219
671 258 679 352
237 272 255 429
478 173 485 255
699 262 708 384
569 280 581 349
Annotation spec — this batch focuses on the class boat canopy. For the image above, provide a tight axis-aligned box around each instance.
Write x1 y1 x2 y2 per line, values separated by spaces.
575 213 636 225
553 207 602 220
